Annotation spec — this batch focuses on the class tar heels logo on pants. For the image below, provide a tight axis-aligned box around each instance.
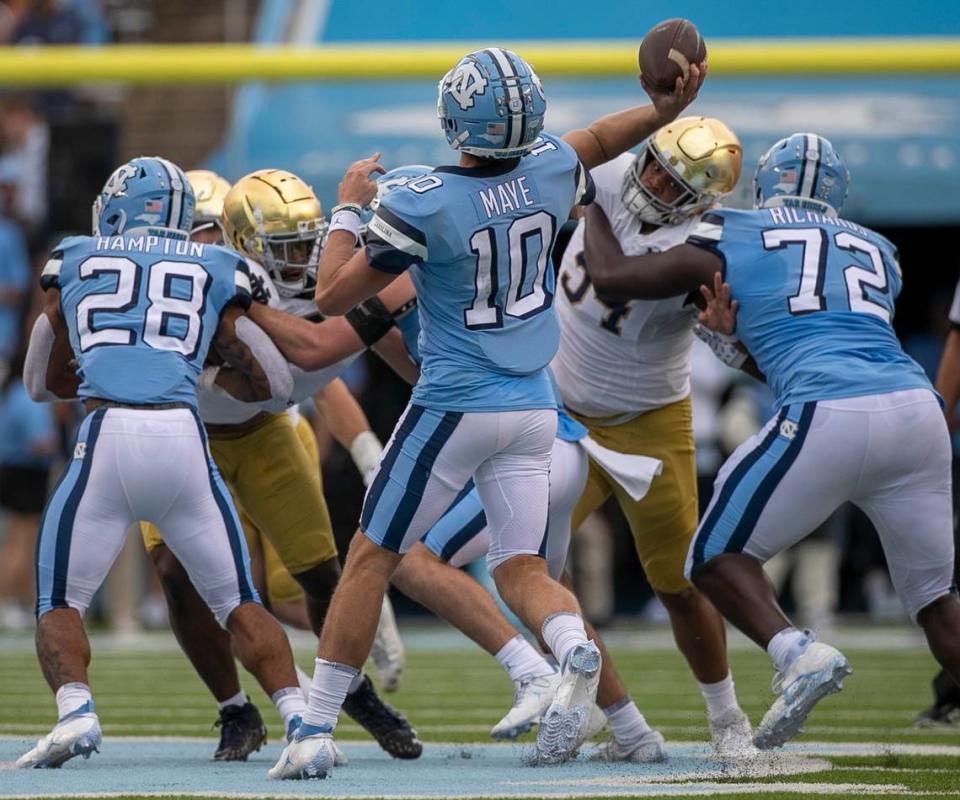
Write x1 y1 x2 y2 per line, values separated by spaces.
74 442 86 460
779 420 798 440
446 62 487 110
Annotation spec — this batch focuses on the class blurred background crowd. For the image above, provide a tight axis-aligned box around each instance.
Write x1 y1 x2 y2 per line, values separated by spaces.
0 0 957 634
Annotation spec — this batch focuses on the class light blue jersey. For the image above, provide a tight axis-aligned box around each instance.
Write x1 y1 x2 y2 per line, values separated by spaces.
688 207 931 408
41 233 252 406
365 134 594 412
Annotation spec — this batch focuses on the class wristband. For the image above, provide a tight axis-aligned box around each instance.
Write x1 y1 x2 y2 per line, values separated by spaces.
345 297 395 347
693 324 747 369
330 202 362 216
350 430 383 487
328 209 362 242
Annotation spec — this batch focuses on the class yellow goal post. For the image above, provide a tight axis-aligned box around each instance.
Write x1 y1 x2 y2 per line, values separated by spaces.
2 38 960 85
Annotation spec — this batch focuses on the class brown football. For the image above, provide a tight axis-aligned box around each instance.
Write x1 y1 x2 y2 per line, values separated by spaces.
638 18 707 94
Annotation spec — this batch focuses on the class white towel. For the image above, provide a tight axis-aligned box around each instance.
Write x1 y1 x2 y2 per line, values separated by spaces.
578 436 663 502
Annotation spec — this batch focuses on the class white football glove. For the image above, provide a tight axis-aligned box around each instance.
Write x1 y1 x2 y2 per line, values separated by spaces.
350 430 383 487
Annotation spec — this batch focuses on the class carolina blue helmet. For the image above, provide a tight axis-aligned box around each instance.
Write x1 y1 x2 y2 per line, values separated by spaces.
437 48 546 159
753 133 849 217
93 156 196 237
359 164 433 244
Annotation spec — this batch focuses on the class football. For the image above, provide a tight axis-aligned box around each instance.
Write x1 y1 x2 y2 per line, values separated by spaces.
638 18 707 94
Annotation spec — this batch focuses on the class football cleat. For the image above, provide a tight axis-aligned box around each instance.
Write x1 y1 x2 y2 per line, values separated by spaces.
212 700 267 761
342 674 422 759
583 702 608 740
754 642 852 750
588 728 667 763
709 707 759 759
915 670 960 728
370 595 405 692
536 642 602 764
17 701 102 769
267 721 335 780
284 714 347 766
490 671 561 740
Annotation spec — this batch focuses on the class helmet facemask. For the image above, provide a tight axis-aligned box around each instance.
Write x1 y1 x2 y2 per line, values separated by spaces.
249 209 329 298
621 144 702 226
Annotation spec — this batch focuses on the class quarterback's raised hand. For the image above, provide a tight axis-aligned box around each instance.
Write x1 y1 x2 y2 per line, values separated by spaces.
643 61 706 125
337 153 386 208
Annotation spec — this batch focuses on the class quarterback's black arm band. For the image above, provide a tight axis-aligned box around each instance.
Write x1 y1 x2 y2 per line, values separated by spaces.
345 297 395 347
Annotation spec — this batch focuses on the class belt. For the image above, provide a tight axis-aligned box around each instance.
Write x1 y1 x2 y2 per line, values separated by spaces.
85 399 193 412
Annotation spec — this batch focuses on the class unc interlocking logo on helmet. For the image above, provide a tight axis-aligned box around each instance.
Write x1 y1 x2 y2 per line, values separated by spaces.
92 156 195 238
437 48 547 159
446 61 487 111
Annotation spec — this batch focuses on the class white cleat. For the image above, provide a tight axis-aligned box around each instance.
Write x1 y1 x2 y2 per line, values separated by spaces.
589 729 667 763
709 707 759 759
17 702 102 769
491 672 561 740
754 642 852 750
267 722 337 780
583 703 608 740
536 641 602 764
370 595 405 692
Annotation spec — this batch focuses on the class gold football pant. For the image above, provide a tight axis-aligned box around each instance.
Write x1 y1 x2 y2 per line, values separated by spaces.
570 396 698 595
141 413 333 605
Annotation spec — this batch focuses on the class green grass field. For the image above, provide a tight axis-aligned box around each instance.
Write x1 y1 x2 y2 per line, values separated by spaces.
2 627 959 799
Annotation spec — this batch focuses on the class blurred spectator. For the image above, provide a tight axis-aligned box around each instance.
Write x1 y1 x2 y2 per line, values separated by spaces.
0 93 49 247
0 349 57 630
8 0 106 45
0 203 31 376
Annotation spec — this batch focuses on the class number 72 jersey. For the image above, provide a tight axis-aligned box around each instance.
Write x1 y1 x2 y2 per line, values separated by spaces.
42 234 252 407
687 207 932 408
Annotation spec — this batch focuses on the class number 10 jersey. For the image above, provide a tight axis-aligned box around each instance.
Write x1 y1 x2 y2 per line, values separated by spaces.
364 133 594 412
41 233 252 407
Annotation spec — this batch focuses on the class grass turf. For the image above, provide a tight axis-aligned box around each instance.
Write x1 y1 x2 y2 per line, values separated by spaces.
1 629 958 798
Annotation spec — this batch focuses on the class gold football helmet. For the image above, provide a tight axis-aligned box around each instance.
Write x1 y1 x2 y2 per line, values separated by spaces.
221 169 328 297
185 170 231 236
622 117 742 226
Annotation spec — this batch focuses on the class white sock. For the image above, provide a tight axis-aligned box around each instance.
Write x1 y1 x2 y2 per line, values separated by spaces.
766 627 813 674
698 673 739 719
495 634 555 683
541 612 589 668
347 671 366 695
271 686 306 730
55 682 92 719
604 697 652 744
218 690 247 711
296 665 312 699
302 658 358 729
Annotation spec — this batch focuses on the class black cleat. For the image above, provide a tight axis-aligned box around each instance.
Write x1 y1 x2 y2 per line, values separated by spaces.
212 701 268 761
342 674 422 759
915 669 960 728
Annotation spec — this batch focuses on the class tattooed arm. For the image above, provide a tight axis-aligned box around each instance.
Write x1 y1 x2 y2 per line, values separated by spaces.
209 305 293 403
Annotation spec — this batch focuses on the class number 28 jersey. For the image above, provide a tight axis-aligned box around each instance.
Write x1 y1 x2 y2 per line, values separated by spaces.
687 207 931 408
41 233 252 407
365 134 594 412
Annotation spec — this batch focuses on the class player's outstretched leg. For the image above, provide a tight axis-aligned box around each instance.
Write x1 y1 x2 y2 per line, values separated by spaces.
293 557 419 759
270 534 418 780
149 543 267 761
17 609 102 769
492 555 601 764
693 553 851 750
916 595 960 701
392 543 559 740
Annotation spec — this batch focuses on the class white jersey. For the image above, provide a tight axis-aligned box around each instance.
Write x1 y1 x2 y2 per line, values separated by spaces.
552 154 700 421
198 260 358 424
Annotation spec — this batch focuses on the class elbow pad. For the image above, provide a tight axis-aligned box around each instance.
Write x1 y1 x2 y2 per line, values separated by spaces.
235 316 294 406
345 297 395 348
24 314 58 402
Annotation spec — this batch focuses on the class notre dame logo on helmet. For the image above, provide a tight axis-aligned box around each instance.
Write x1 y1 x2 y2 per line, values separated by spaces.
446 61 487 111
